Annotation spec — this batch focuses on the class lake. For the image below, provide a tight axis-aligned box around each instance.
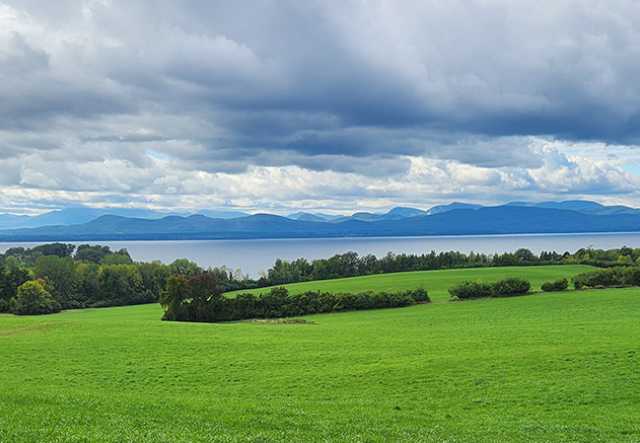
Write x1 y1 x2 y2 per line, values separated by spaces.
2 232 640 276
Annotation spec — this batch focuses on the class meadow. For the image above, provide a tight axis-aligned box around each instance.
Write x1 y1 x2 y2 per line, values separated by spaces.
227 264 596 301
1 265 639 442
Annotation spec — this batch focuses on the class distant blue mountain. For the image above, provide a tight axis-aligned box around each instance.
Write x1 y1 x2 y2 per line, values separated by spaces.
426 200 640 217
0 213 33 230
505 200 640 216
287 212 338 222
196 209 250 219
0 206 248 230
330 206 428 223
2 205 640 241
426 202 483 215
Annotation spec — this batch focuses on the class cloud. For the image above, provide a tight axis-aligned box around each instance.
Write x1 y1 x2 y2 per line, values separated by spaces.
1 0 640 213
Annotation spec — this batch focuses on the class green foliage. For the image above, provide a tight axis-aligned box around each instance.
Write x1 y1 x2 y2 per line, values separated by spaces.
572 266 640 290
257 246 640 288
96 265 148 306
74 244 113 263
448 281 494 299
0 244 174 313
162 276 430 322
168 258 202 276
100 251 133 265
622 266 640 286
30 243 76 258
573 267 626 289
541 278 569 292
34 255 81 308
10 280 60 315
138 261 170 297
492 278 531 297
0 258 30 312
449 278 531 299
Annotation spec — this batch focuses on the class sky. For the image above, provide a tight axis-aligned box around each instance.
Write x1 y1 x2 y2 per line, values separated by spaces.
1 0 640 215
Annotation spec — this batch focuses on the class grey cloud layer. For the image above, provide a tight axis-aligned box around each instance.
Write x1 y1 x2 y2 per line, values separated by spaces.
1 0 640 211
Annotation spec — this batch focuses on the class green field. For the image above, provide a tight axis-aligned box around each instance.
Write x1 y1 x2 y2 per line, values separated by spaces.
227 264 596 301
2 266 639 442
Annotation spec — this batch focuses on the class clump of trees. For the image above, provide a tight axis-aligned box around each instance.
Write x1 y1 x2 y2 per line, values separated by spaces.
0 243 244 315
541 278 569 292
573 266 640 290
449 278 531 300
160 270 430 322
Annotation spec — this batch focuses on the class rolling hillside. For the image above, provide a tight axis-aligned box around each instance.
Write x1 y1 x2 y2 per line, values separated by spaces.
1 285 638 441
226 264 596 301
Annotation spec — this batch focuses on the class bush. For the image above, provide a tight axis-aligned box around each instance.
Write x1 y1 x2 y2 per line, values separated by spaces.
406 288 430 303
622 267 640 287
162 285 430 322
10 280 61 315
492 278 531 297
573 268 625 289
541 278 568 292
448 281 494 299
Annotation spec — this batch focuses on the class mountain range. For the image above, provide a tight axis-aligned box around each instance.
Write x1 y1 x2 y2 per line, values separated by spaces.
0 207 248 230
0 200 639 241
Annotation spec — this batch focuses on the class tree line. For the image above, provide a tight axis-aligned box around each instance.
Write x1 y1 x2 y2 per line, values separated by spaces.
0 243 236 315
259 247 640 286
2 243 640 316
160 270 430 323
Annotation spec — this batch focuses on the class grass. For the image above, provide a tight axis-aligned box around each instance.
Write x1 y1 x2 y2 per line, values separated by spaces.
1 265 639 442
227 264 596 302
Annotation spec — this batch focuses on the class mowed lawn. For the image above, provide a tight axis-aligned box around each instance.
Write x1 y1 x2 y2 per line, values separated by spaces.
227 264 596 302
1 276 639 441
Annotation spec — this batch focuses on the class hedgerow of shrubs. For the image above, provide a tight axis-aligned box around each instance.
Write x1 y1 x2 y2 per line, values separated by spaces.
448 281 494 300
492 278 531 297
161 272 430 322
573 266 640 289
449 278 531 300
541 278 569 292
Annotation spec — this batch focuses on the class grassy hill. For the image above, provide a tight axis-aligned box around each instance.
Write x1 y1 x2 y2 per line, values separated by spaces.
227 264 596 302
1 266 638 442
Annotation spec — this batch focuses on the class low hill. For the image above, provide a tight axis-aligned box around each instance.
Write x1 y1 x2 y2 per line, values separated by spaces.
0 206 248 230
226 264 595 302
1 280 637 441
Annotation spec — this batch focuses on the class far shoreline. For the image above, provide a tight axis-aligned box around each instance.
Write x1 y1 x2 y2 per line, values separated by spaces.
2 230 640 244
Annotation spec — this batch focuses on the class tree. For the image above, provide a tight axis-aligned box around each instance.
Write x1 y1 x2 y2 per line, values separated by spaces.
97 265 146 306
160 275 189 321
138 261 170 301
75 245 113 263
10 280 61 315
168 259 202 276
31 243 76 258
34 256 80 308
101 253 133 265
0 257 31 312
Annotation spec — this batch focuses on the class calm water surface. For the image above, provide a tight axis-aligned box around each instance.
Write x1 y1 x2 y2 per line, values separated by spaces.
2 233 640 277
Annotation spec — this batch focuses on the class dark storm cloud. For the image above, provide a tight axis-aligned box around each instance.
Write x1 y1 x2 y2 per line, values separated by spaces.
4 0 640 160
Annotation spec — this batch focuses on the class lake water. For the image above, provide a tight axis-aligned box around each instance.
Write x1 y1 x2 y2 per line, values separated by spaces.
2 232 640 277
